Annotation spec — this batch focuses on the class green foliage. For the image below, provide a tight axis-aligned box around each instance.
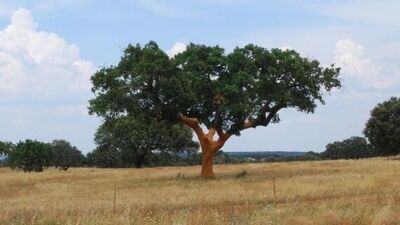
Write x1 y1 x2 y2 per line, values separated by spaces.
89 41 340 136
8 140 54 172
322 136 372 160
90 116 199 168
0 141 14 166
364 97 400 156
0 141 14 155
52 140 84 171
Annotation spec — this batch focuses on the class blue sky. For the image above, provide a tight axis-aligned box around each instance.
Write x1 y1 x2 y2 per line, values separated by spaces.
0 0 399 153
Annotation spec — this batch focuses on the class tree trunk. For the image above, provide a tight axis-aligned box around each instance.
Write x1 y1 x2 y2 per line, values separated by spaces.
135 154 145 168
178 113 231 178
200 145 216 177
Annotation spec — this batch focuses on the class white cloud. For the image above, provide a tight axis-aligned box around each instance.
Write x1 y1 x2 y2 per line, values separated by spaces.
334 39 397 89
166 42 187 58
0 8 96 97
0 8 99 152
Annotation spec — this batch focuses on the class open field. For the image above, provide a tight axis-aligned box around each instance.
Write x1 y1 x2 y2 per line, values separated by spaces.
1 158 400 225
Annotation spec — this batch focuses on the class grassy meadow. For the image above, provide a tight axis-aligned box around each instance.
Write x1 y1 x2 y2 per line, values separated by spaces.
1 158 400 225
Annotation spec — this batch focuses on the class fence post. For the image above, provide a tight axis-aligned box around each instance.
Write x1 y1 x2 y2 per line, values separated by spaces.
113 183 117 214
273 178 276 201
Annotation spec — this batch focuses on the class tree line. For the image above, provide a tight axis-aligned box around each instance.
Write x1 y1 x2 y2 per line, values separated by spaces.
0 140 85 171
0 138 202 171
1 96 398 172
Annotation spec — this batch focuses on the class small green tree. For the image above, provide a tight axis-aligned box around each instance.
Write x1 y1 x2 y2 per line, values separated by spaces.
92 115 198 168
52 139 84 171
8 140 53 172
322 136 372 159
364 97 400 156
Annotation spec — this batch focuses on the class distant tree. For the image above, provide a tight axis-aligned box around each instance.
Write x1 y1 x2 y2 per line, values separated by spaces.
176 148 201 166
322 136 372 159
8 140 53 172
85 151 102 167
52 140 84 171
213 150 232 164
89 122 122 168
364 97 400 156
0 141 14 167
92 116 198 168
89 41 341 177
298 151 322 161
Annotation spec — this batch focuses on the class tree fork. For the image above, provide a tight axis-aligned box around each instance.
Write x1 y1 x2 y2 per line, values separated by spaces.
179 113 231 177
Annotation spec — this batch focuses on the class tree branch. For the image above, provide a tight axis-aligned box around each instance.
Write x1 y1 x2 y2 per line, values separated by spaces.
207 128 216 139
217 129 231 143
240 104 284 131
211 110 223 130
243 120 254 129
178 113 205 138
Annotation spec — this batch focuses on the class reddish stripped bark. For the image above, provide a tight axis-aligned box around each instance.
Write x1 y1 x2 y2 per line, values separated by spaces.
179 114 231 177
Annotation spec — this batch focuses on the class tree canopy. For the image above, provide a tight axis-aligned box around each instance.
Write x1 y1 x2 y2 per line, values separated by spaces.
8 140 54 172
364 97 400 156
89 41 341 177
52 139 85 171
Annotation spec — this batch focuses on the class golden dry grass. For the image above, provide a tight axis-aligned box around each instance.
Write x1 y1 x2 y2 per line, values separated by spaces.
1 158 400 225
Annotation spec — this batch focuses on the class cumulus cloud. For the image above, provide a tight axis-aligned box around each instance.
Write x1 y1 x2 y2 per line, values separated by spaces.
0 8 99 152
334 39 398 89
166 42 187 58
0 8 96 97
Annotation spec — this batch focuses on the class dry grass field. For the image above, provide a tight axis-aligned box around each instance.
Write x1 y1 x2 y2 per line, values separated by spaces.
1 158 400 225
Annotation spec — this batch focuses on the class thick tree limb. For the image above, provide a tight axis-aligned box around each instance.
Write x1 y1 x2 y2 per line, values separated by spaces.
178 113 205 138
211 110 223 130
207 128 216 139
217 129 231 144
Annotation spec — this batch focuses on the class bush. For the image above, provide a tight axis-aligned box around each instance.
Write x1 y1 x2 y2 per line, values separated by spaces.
236 169 248 178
